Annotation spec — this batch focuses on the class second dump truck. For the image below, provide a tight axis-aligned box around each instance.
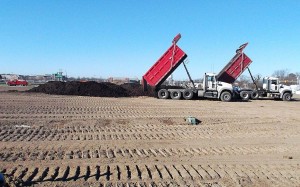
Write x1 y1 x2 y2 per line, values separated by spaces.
142 34 292 101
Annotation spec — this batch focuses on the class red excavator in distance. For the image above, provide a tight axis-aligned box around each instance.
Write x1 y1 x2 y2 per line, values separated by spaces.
142 34 254 101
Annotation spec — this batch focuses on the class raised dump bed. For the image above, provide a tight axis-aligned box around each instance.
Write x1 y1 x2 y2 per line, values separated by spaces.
216 43 252 83
142 34 187 90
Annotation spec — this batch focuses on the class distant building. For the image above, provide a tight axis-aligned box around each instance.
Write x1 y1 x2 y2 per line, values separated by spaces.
22 74 54 84
108 77 140 85
0 74 19 80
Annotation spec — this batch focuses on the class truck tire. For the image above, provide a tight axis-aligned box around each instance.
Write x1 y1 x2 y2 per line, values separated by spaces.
182 90 194 100
282 92 292 101
170 90 182 100
250 91 259 100
240 91 250 101
157 89 169 99
220 91 232 102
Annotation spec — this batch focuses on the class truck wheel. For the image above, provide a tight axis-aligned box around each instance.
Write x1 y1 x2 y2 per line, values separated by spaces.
282 92 292 101
240 91 250 101
183 90 194 100
170 90 182 100
220 91 232 102
157 89 169 99
250 91 259 100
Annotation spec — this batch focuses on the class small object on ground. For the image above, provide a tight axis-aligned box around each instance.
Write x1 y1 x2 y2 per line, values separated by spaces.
185 117 200 125
283 155 293 159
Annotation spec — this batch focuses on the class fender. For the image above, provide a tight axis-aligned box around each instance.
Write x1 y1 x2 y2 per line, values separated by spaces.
217 89 232 98
217 81 233 98
280 90 292 98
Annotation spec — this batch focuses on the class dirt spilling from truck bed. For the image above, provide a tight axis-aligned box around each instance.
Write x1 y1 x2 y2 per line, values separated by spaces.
28 81 156 97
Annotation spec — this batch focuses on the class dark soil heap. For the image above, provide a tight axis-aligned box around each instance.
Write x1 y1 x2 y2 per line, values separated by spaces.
28 81 156 97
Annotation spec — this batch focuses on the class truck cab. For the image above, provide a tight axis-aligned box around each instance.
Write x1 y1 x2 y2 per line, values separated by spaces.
262 77 292 100
263 77 279 92
199 73 233 101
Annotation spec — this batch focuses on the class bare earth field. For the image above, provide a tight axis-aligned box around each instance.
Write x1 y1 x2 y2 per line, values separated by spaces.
0 91 300 187
0 85 36 92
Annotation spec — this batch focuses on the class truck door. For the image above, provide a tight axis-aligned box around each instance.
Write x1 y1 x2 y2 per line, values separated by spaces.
269 79 279 92
263 78 268 90
206 75 217 91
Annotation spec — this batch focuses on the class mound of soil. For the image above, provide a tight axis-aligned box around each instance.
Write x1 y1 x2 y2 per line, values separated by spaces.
28 81 156 97
120 83 155 97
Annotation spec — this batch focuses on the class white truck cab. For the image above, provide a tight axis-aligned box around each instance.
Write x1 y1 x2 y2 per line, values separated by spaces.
262 77 293 100
198 73 234 101
204 73 233 91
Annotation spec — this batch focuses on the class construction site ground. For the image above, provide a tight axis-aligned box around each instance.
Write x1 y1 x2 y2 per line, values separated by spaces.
0 90 300 187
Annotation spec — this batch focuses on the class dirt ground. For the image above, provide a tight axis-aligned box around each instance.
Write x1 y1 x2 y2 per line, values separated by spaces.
0 85 36 92
0 90 300 186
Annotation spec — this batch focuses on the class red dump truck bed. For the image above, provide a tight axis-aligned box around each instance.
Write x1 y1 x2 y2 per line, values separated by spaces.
216 43 252 83
142 34 187 88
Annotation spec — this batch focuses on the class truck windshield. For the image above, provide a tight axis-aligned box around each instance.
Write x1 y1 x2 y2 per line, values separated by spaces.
271 80 277 84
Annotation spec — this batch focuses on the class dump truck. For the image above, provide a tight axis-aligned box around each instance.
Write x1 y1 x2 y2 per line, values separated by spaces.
249 76 293 101
142 34 253 101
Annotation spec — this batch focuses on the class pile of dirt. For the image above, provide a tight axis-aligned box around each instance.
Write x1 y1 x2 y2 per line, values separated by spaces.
28 81 156 97
120 83 156 97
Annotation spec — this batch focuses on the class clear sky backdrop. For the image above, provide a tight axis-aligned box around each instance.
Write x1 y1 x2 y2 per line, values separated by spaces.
1 0 299 80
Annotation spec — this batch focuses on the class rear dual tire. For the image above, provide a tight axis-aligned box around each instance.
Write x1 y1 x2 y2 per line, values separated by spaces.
182 90 194 100
157 89 169 99
170 90 181 100
250 91 259 100
240 91 250 101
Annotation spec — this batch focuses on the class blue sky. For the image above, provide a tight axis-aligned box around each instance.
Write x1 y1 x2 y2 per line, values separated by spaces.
1 0 299 79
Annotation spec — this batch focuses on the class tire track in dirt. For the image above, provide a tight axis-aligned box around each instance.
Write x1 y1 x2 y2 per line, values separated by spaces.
1 93 300 186
2 164 298 186
0 145 294 162
1 122 299 142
